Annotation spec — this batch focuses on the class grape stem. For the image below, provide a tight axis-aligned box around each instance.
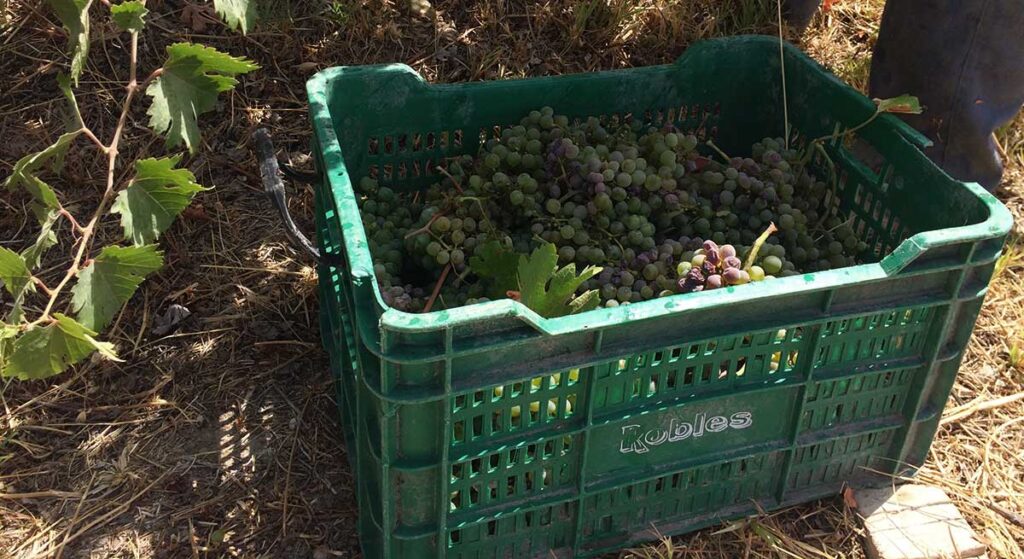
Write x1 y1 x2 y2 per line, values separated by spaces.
423 264 451 313
705 140 731 163
743 222 779 271
403 211 447 240
435 166 464 193
596 227 626 254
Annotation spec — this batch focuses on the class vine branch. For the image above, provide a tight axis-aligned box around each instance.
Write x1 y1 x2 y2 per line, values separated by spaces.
28 18 144 329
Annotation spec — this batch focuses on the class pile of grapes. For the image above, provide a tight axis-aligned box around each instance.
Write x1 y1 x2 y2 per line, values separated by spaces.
357 107 868 315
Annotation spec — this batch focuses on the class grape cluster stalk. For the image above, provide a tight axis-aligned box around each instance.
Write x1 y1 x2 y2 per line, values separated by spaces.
355 107 866 312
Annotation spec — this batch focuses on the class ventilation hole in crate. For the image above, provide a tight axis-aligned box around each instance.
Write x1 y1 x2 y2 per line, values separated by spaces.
666 370 678 387
648 374 660 396
670 346 683 361
450 489 462 510
439 130 449 150
510 407 522 429
411 132 422 151
368 164 379 179
700 363 712 382
411 160 422 177
396 134 408 152
471 415 483 438
450 529 461 544
382 135 394 154
718 361 730 380
397 162 408 180
491 410 502 432
709 125 719 138
684 368 695 385
368 137 380 155
453 421 465 444
382 164 393 180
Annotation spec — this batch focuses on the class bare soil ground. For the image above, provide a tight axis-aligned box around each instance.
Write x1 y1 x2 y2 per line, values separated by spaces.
1 1 1021 558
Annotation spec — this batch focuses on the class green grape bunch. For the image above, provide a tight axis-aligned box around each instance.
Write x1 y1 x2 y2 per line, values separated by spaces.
354 106 865 317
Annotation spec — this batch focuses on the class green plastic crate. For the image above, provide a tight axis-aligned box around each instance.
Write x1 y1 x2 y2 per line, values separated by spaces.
306 36 1012 558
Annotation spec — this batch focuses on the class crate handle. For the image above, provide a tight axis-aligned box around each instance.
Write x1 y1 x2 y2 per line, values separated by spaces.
253 128 321 261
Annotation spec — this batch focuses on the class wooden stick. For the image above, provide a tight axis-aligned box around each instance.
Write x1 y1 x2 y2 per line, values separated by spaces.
941 391 1024 425
423 264 452 313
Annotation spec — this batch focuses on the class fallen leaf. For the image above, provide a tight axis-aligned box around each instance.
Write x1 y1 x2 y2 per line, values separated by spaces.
152 304 191 336
842 486 858 509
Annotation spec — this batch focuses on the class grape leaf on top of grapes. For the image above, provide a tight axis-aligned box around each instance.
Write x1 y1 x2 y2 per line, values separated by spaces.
516 243 602 318
111 0 148 32
0 247 34 298
214 0 258 35
146 43 259 153
468 240 519 298
47 0 93 85
110 156 208 245
70 244 164 331
2 314 119 380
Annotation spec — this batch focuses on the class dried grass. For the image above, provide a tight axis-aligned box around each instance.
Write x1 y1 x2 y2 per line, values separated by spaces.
1 1 1021 558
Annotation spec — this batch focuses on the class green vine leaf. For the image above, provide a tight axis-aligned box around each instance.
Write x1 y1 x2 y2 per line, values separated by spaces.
468 240 519 298
145 43 259 153
47 0 93 85
111 0 147 32
3 130 80 216
875 95 923 115
214 0 258 35
57 73 85 139
0 323 18 374
2 314 120 380
516 243 602 318
110 156 207 245
71 244 164 331
0 247 34 298
22 210 60 270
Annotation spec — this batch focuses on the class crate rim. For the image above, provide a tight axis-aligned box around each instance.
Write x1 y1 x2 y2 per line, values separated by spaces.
306 35 1012 336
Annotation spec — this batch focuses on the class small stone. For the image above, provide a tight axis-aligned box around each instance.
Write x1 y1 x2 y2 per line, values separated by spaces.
856 484 986 559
